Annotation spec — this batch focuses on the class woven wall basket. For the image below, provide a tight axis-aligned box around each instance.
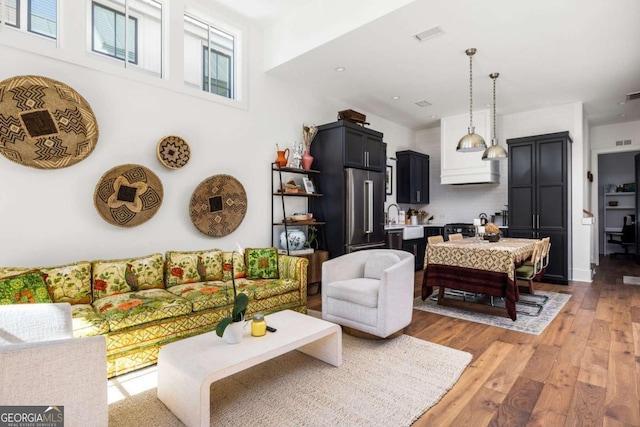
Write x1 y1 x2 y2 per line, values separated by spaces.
0 75 99 169
189 174 247 237
94 164 163 227
156 135 190 169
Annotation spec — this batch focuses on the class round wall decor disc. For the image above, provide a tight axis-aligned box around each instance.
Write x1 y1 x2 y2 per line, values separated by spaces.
156 135 190 169
189 174 247 237
0 75 99 169
94 164 163 227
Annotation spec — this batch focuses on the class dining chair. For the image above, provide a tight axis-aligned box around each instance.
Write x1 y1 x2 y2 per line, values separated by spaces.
427 235 444 244
448 233 463 241
515 240 545 295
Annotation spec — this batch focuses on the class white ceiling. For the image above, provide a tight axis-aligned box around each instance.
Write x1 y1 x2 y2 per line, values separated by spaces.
216 0 640 130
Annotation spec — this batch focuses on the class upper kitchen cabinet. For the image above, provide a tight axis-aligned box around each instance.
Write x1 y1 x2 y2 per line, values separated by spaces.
396 150 429 204
440 110 499 184
507 131 572 285
316 120 385 172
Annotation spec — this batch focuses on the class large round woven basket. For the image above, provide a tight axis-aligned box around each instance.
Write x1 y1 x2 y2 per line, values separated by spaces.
189 174 247 237
0 75 99 169
94 164 163 227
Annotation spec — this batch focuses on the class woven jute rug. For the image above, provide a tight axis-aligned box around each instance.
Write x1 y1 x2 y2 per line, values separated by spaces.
0 75 98 169
108 332 471 426
189 174 247 237
94 164 163 227
413 290 570 335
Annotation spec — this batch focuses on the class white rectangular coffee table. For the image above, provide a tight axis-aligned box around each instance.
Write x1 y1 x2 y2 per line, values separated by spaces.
157 309 342 427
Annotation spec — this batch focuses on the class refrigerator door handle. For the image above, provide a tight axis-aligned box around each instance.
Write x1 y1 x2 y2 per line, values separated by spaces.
364 179 373 234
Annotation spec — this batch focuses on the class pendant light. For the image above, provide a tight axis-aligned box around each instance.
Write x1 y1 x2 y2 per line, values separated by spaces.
482 72 508 161
457 48 487 152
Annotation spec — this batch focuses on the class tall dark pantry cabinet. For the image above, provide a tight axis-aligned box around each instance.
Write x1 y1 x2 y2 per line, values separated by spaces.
507 131 572 284
309 120 386 259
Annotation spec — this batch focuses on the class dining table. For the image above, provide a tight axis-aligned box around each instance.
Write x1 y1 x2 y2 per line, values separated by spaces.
421 237 539 320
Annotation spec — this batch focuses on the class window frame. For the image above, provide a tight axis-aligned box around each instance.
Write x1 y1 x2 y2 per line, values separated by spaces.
3 0 20 28
91 1 139 65
202 44 232 99
27 0 57 39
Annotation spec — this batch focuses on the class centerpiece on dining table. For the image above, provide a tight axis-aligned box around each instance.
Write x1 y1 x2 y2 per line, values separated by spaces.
483 222 501 242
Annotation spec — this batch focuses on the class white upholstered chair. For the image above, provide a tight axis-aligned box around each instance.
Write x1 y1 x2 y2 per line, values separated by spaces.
321 249 415 338
0 303 108 427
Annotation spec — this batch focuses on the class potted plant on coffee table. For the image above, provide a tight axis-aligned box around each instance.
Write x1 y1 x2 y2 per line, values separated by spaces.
215 252 249 343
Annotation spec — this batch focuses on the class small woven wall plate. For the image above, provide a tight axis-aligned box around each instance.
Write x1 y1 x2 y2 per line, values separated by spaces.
0 75 99 169
189 174 247 237
156 135 190 169
94 164 163 227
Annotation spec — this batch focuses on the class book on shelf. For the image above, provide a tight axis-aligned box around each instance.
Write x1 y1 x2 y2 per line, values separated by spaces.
277 248 314 255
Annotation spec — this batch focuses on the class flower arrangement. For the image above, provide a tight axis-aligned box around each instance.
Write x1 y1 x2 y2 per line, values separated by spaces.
302 124 318 153
215 251 249 338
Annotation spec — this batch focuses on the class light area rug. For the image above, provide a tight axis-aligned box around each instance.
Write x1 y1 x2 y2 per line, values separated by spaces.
413 290 571 335
623 276 640 285
108 333 472 427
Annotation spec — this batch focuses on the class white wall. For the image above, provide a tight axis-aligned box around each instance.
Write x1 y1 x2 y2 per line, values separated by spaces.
0 10 413 267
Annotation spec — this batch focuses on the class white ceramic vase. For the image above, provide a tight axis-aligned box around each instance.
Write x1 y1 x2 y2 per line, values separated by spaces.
280 228 306 250
223 321 245 344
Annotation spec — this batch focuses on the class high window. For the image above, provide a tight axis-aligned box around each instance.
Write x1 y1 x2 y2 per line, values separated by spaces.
90 0 162 77
184 14 235 99
3 0 57 39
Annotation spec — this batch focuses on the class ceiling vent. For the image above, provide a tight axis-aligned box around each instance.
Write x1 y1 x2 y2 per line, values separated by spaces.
414 26 445 42
615 140 632 146
415 100 432 107
626 91 640 102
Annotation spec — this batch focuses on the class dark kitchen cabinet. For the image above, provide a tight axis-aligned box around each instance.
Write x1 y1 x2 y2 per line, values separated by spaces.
507 131 572 284
396 150 429 204
316 120 385 172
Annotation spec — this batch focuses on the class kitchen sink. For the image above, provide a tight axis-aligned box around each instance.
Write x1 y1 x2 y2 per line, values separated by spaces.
402 226 424 240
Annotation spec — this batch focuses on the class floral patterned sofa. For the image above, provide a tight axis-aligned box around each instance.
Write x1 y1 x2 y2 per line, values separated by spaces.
0 247 308 377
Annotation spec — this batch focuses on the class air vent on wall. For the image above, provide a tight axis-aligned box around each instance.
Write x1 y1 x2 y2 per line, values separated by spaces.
414 26 445 42
615 140 632 146
626 91 640 102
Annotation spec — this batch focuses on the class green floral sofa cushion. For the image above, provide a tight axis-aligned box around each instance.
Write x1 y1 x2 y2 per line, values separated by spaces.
41 261 92 304
222 252 246 281
92 289 192 331
165 249 223 288
165 282 236 312
71 304 110 337
245 248 279 279
0 271 52 304
92 253 164 300
233 278 300 300
0 262 92 304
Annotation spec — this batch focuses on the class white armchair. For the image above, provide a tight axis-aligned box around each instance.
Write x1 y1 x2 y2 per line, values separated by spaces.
321 249 415 338
0 303 108 427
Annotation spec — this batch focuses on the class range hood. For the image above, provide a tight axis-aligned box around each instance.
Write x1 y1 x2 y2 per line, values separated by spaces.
440 109 500 184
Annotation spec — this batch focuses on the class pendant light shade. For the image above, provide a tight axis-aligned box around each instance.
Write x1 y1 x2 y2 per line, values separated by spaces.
482 72 508 161
457 48 487 152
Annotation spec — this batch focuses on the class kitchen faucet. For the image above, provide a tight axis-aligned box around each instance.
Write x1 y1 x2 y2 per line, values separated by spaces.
386 203 400 225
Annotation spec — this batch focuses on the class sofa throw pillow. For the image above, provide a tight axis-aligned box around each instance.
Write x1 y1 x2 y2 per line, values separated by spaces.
165 249 224 288
92 253 164 300
364 252 401 280
0 271 52 304
222 251 246 281
0 262 92 304
245 248 279 279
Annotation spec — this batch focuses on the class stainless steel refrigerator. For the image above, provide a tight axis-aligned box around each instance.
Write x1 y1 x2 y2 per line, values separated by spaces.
345 168 386 253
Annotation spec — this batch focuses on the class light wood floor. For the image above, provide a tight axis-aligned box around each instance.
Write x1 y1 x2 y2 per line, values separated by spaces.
307 255 640 426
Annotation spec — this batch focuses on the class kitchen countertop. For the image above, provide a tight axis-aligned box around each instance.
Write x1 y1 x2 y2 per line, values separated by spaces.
384 223 508 230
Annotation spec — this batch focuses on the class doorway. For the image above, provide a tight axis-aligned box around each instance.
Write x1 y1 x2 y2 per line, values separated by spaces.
594 149 639 263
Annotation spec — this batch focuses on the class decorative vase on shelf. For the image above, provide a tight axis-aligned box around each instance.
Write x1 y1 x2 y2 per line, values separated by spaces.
302 150 313 170
275 148 289 168
280 228 306 250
